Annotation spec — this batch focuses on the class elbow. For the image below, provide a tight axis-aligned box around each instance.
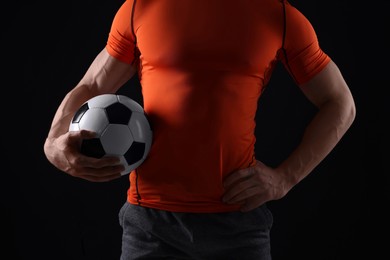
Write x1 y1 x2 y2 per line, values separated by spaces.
346 94 357 128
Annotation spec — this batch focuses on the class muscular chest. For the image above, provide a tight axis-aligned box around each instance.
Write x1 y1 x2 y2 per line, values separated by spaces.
134 0 283 72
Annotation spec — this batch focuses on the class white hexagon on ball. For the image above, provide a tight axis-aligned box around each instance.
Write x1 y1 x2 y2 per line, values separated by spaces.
100 124 134 155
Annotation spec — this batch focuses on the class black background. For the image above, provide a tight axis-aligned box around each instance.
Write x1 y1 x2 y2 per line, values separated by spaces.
3 1 388 259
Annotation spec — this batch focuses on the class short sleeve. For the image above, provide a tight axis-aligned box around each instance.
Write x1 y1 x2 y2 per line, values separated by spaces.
281 2 331 85
105 0 137 64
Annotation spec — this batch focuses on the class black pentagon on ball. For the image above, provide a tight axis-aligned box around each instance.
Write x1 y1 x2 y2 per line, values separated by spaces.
81 138 105 158
105 102 133 124
72 103 89 124
124 141 146 165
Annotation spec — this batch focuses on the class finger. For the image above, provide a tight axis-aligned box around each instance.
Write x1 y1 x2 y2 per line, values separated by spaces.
223 179 257 203
223 167 255 189
66 131 95 153
70 165 124 181
77 171 121 182
77 155 123 169
79 129 98 139
67 129 96 141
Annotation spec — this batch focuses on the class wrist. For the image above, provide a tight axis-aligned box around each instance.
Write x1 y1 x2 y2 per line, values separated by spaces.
275 165 301 193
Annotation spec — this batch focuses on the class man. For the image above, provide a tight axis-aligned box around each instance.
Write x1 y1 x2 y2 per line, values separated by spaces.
44 0 356 259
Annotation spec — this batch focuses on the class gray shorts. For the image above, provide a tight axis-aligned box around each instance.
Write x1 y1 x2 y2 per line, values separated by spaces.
118 202 273 260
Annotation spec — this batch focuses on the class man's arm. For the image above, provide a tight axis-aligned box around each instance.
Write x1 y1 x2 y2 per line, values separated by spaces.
43 48 137 182
278 59 356 185
47 48 137 140
223 60 356 211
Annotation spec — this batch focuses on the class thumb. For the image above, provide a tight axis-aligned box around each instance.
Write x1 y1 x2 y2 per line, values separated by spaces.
78 129 98 139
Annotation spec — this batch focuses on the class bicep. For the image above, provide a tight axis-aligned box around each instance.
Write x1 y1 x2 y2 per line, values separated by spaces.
80 48 137 94
299 60 352 109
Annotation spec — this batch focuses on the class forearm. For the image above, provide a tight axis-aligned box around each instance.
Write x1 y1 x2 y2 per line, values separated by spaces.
46 48 136 140
277 97 356 187
46 84 100 140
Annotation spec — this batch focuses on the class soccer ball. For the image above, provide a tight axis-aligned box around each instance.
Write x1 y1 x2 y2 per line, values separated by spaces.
69 94 153 175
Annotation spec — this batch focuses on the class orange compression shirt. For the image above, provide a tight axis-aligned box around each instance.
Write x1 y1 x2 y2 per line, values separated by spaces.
106 0 331 213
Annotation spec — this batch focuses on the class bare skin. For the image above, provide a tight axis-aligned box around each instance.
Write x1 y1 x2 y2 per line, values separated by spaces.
44 48 136 182
222 60 356 212
44 48 356 208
